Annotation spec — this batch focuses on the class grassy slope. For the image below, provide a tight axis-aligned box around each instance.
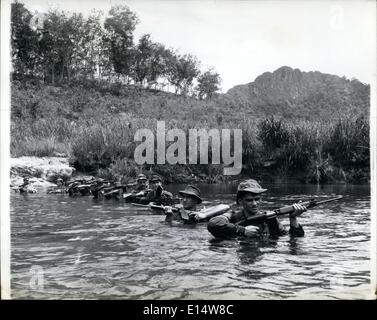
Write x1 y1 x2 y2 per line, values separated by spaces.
10 67 370 184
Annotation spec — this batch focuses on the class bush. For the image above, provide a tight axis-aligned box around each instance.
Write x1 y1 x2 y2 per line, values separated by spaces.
241 119 263 172
71 119 135 171
258 117 290 151
97 158 141 183
324 116 369 168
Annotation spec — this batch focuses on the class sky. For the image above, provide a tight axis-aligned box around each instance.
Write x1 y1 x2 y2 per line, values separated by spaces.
19 0 376 92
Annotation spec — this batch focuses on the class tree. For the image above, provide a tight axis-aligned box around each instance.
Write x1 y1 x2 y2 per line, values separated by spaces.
103 5 139 79
11 1 41 78
132 34 154 86
78 10 108 80
165 52 200 95
37 9 86 84
196 69 221 100
146 43 169 89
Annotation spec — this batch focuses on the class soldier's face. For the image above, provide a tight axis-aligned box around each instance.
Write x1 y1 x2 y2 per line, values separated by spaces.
138 179 148 187
182 195 197 210
151 181 162 190
240 193 261 215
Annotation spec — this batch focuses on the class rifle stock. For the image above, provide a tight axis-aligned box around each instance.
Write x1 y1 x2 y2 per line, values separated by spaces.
236 196 343 227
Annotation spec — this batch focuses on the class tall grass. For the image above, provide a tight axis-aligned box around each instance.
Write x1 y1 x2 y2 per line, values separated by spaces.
12 137 70 158
11 118 73 157
71 118 136 171
253 116 369 182
324 115 369 168
10 81 370 183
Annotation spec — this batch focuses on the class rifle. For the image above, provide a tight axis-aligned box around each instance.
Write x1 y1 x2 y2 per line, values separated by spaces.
150 203 180 213
236 196 343 226
160 203 231 222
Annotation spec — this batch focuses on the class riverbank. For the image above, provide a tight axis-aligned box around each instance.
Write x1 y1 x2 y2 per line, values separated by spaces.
10 155 369 191
10 156 75 188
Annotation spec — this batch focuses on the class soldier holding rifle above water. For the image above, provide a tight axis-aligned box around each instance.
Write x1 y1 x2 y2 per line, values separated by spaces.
164 185 204 223
164 185 231 224
207 179 307 239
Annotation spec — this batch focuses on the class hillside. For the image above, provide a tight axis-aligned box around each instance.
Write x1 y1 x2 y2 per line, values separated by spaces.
11 66 369 127
219 66 369 120
11 66 370 184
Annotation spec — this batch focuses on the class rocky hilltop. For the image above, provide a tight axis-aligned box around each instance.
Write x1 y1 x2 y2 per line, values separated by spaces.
220 66 369 120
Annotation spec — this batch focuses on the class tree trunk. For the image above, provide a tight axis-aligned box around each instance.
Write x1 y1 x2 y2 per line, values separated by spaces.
51 64 55 85
60 57 65 83
67 64 71 84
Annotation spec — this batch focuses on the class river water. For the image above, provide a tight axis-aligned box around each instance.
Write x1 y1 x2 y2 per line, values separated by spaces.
10 183 372 299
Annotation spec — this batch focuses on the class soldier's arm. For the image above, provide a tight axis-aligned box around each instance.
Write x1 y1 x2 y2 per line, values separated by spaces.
288 204 305 237
207 212 256 238
288 217 305 237
164 206 181 222
266 216 304 238
266 217 288 238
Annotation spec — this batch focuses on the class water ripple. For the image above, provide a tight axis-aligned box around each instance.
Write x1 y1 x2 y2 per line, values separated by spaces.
10 183 371 299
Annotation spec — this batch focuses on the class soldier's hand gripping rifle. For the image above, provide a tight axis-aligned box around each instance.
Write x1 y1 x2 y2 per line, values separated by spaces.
236 196 343 227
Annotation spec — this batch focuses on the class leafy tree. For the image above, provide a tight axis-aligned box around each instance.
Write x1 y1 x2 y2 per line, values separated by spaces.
146 43 169 89
165 52 200 94
11 1 41 78
38 10 85 84
103 5 139 78
77 10 107 79
132 34 155 86
131 35 171 88
196 69 221 100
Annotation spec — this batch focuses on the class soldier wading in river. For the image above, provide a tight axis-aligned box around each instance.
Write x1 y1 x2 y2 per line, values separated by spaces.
163 185 230 224
164 185 204 223
207 179 306 239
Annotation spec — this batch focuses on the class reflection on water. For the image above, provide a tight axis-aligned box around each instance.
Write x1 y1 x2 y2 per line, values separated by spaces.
10 183 371 299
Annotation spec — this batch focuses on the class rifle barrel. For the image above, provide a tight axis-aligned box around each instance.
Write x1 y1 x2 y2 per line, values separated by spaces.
237 195 344 226
313 196 343 206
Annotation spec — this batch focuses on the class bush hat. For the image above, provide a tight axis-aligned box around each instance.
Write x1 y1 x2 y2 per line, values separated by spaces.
236 179 267 204
178 185 202 204
150 174 162 183
137 174 148 181
237 179 267 195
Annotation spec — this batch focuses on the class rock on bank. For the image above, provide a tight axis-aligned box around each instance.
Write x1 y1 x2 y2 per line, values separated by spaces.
10 156 75 187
